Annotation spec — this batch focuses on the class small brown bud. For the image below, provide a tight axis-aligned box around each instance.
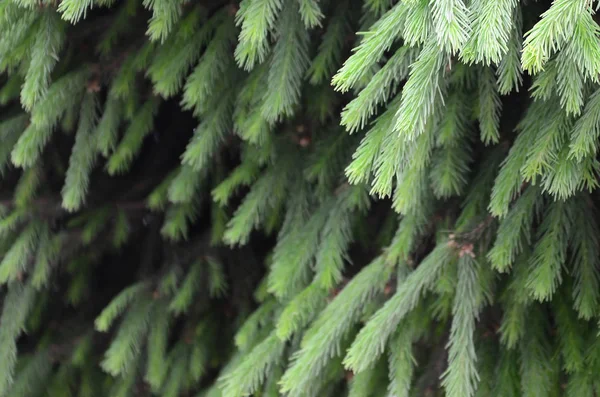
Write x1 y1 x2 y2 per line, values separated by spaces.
227 4 238 16
86 79 101 93
459 243 476 258
299 137 311 147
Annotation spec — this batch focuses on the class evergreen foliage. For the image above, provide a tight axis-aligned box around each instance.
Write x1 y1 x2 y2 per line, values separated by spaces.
1 0 600 396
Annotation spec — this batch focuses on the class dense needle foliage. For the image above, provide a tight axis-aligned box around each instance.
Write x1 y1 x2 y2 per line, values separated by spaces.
0 0 600 396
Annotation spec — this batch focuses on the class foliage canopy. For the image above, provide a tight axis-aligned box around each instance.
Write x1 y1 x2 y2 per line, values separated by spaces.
0 0 599 396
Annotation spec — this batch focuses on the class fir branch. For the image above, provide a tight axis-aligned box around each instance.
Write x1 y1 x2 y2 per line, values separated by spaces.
279 257 393 395
540 144 599 200
496 7 523 94
402 0 432 46
392 38 447 140
487 186 542 272
207 256 227 297
570 195 600 319
498 256 530 348
297 0 324 28
95 95 122 158
13 162 43 208
100 299 154 376
167 164 207 204
306 2 351 85
234 0 284 70
161 199 201 241
431 0 470 54
370 110 412 198
0 283 37 395
20 10 66 111
275 283 327 341
519 308 555 397
147 10 219 98
0 220 42 285
526 200 574 302
441 255 485 397
181 88 235 171
348 358 386 397
569 86 600 161
220 333 285 397
94 281 150 332
260 0 310 123
267 197 331 298
106 98 160 175
344 244 455 373
492 350 520 396
345 95 400 186
169 261 202 314
554 294 585 373
147 170 178 211
12 70 89 168
430 91 472 198
234 299 277 351
386 309 427 397
478 67 502 145
391 128 435 214
314 185 370 289
181 16 237 114
521 0 590 74
212 159 261 206
462 0 517 65
58 0 96 23
0 115 27 175
556 51 585 116
162 344 188 397
488 99 553 217
143 0 185 42
31 228 62 289
189 329 209 381
223 155 293 246
331 1 409 92
341 46 418 132
61 93 100 212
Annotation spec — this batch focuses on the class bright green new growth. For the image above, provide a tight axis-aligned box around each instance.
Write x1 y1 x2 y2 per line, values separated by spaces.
344 244 455 373
0 221 42 284
260 0 310 123
441 255 487 397
392 38 447 140
61 93 99 212
20 10 65 111
280 256 393 395
94 281 149 332
431 0 470 54
100 299 154 376
220 333 285 397
235 0 283 70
